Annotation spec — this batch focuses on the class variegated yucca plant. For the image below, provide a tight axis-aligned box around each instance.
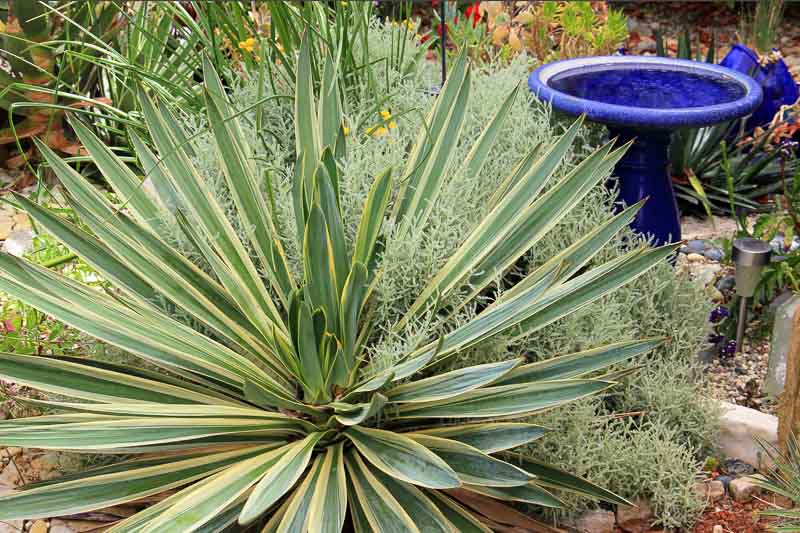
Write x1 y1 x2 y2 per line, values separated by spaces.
0 35 676 532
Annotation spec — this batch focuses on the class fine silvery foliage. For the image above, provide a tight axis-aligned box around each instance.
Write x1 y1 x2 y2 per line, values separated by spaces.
0 39 677 531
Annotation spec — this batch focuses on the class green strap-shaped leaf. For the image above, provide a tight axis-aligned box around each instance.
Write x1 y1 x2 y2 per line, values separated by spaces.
394 379 614 419
463 482 562 507
144 445 292 532
0 446 271 521
411 423 547 454
344 426 460 489
337 262 368 384
494 338 664 385
501 453 630 506
386 358 522 403
369 467 453 533
425 490 492 533
331 393 387 426
406 434 532 487
353 168 392 269
201 55 295 306
345 452 420 533
0 416 301 450
272 455 324 533
239 432 326 524
462 83 520 179
0 353 222 405
308 443 348 533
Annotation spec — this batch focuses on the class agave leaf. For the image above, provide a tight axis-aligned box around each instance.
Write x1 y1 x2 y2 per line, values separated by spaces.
239 432 326 524
494 338 665 385
308 443 348 533
407 434 533 487
394 379 614 419
344 426 460 489
386 358 523 403
345 451 421 533
410 423 548 454
0 446 272 521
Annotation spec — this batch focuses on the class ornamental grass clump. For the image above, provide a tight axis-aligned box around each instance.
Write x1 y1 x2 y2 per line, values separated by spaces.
0 36 677 531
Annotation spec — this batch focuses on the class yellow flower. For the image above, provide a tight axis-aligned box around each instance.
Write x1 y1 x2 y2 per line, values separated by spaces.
388 121 397 130
238 37 257 53
403 19 415 32
0 20 5 33
380 110 392 120
343 125 350 136
366 125 388 138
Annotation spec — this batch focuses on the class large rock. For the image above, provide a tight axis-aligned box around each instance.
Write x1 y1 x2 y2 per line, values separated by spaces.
693 480 726 503
616 498 654 533
573 510 615 533
0 520 23 533
717 400 777 469
730 475 763 502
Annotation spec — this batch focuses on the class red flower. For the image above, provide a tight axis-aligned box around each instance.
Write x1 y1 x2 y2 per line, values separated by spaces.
465 2 481 27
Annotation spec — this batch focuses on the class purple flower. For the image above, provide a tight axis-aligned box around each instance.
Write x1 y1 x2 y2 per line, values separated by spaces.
708 333 723 344
719 340 737 357
709 306 730 323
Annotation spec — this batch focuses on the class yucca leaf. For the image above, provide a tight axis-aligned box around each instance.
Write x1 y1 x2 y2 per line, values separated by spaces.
407 434 533 487
337 262 368 384
411 423 548 454
386 358 522 403
0 446 272 521
308 443 348 533
144 445 291 532
137 89 286 338
129 129 179 214
425 490 493 533
502 453 630 506
202 55 295 305
345 452 420 533
297 301 326 400
331 393 386 426
313 150 349 296
401 117 585 326
271 455 324 533
318 52 342 154
394 379 614 419
239 432 326 524
353 168 391 270
464 482 562 507
243 380 324 418
462 83 520 179
495 338 664 385
369 467 453 533
0 416 301 450
303 206 340 327
0 353 222 405
344 426 460 489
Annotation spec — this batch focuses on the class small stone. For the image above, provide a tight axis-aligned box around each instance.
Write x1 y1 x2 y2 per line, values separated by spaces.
4 447 21 458
716 475 733 490
0 463 21 488
29 520 48 533
616 498 654 533
716 275 736 291
574 509 615 533
695 264 722 286
705 286 725 303
12 212 31 230
48 522 74 533
704 247 724 262
693 480 725 502
1 229 34 257
686 252 705 262
713 525 723 533
730 475 763 502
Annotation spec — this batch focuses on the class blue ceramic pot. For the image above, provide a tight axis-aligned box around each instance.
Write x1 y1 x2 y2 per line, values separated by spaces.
720 43 799 130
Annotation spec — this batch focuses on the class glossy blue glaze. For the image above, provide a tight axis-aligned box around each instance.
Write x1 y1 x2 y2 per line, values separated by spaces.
528 56 764 246
720 43 799 130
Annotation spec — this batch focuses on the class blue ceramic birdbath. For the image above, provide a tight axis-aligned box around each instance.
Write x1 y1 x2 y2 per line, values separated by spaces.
529 56 763 245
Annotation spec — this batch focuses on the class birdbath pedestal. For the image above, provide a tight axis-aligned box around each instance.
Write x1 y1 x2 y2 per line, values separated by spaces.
529 56 763 245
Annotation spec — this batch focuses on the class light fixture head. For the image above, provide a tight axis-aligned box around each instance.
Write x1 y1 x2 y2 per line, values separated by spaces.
732 238 772 297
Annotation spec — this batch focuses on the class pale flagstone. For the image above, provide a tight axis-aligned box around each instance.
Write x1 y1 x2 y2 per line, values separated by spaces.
717 400 778 469
12 213 30 230
48 521 74 533
29 521 48 533
0 217 13 240
0 520 24 533
0 462 21 489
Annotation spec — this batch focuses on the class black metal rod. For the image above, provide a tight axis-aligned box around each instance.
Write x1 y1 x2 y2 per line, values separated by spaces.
440 0 446 86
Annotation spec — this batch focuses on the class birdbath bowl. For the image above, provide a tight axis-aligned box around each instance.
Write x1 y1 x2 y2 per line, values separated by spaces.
529 56 763 245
